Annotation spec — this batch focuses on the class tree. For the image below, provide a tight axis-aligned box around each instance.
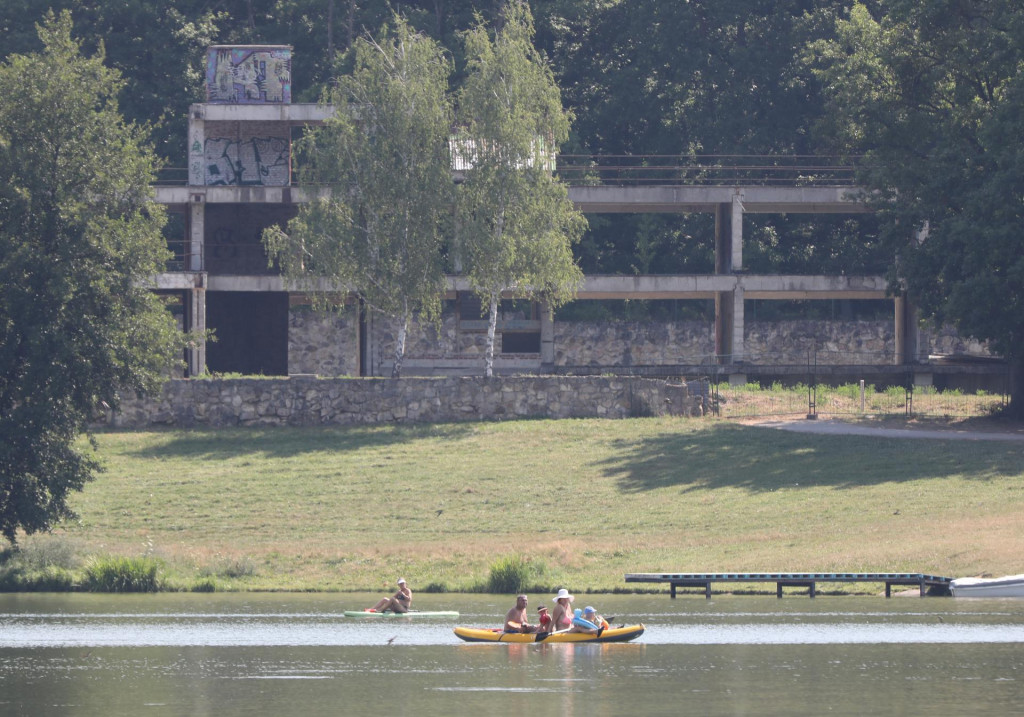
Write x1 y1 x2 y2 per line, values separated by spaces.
455 0 585 377
0 11 184 543
809 1 1024 414
263 16 453 377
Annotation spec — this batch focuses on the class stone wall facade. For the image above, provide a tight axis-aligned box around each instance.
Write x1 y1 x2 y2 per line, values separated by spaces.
287 306 359 376
285 306 993 376
110 376 705 428
553 321 714 367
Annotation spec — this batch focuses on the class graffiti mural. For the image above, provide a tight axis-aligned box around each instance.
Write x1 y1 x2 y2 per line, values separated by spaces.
204 133 290 186
207 46 291 104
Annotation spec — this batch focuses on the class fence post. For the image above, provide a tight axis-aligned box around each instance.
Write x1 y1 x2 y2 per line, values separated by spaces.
860 379 866 413
806 349 817 419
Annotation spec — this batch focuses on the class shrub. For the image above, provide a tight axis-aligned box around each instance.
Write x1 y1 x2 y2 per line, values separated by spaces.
200 556 256 579
0 564 76 592
191 577 218 592
3 535 79 571
83 556 161 592
26 566 76 591
486 554 537 594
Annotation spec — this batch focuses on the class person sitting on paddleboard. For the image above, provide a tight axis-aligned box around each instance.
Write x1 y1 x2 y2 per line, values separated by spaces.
503 594 539 633
367 578 411 613
550 588 575 630
568 606 609 635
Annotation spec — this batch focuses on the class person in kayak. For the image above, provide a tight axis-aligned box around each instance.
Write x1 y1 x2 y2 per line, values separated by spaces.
366 578 412 613
550 588 575 631
536 605 552 632
568 606 610 634
503 594 539 633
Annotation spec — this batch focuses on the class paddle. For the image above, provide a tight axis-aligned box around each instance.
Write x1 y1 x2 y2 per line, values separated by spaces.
534 627 569 642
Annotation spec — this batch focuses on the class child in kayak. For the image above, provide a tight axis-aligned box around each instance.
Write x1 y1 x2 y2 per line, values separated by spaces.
568 606 609 634
537 605 552 632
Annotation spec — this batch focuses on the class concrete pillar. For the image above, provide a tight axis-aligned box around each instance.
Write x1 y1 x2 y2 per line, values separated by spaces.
731 285 745 363
894 295 905 366
185 283 206 376
363 309 377 376
731 191 744 272
188 201 204 271
894 295 920 365
539 300 554 371
188 108 205 186
714 198 744 364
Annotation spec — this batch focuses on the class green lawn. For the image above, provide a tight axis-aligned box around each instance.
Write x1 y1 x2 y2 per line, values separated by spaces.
9 416 1024 593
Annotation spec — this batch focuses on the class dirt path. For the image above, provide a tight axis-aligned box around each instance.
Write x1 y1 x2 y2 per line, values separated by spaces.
748 416 1024 441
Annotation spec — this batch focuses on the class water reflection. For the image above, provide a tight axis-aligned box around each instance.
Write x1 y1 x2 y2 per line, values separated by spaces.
3 607 1023 647
2 594 1023 716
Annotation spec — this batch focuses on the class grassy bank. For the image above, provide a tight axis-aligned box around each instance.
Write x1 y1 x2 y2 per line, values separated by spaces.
4 416 1023 593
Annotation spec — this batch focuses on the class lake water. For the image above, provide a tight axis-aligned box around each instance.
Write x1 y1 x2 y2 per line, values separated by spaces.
2 592 1022 716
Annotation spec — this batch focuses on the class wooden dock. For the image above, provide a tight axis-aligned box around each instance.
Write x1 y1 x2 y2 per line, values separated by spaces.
624 572 953 598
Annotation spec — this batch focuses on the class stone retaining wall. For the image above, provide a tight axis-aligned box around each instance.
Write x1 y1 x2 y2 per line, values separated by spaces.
110 376 705 428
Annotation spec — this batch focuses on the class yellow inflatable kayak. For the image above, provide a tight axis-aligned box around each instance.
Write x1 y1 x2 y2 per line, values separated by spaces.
453 624 644 643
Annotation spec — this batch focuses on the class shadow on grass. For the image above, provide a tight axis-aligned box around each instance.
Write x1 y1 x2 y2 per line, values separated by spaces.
104 423 481 460
603 423 1024 494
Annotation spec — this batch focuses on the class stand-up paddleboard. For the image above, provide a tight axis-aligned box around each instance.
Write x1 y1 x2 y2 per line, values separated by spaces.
344 610 460 618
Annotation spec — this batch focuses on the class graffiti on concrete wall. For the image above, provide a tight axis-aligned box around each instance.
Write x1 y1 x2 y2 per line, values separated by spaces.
204 135 290 186
207 46 291 104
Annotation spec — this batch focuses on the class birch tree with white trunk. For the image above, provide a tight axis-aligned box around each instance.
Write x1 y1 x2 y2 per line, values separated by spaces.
455 0 585 377
264 16 452 377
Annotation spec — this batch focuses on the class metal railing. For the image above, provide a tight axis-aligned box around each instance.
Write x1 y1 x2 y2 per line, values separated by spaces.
556 154 862 187
708 382 1007 420
154 154 863 189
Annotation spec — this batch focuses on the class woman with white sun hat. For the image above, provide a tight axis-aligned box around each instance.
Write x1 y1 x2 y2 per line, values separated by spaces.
550 588 574 631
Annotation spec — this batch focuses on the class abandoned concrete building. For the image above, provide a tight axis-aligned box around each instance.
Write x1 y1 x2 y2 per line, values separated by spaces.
150 45 1002 391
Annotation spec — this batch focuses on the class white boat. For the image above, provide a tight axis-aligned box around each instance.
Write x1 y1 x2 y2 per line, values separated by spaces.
950 574 1024 598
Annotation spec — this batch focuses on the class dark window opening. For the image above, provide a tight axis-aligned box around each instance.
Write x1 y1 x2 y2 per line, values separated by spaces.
206 291 289 375
501 332 541 354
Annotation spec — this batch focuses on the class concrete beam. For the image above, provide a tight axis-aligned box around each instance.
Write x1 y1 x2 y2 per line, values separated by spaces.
151 272 889 299
156 182 870 215
578 274 736 299
190 102 333 124
567 185 870 214
740 275 888 299
154 186 326 205
151 273 205 290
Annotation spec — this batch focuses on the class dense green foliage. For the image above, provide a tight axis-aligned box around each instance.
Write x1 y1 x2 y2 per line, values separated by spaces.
809 1 1024 413
0 13 184 542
